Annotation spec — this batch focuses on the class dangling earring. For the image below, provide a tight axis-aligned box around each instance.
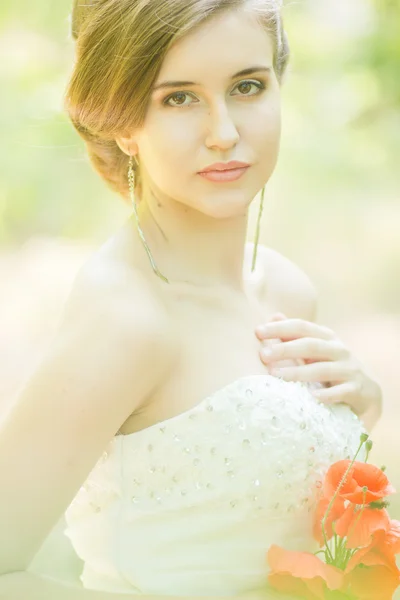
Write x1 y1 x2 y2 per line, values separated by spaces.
128 154 170 284
251 184 266 272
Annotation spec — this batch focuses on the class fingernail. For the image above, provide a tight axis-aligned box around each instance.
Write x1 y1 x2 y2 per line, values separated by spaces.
261 348 272 359
271 313 286 320
270 368 283 376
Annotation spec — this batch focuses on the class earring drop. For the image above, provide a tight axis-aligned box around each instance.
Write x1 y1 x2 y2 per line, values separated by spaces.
128 155 169 283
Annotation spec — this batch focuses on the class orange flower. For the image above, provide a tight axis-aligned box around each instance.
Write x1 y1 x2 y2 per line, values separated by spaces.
334 505 391 548
267 436 400 600
266 545 345 600
314 459 396 549
323 460 396 505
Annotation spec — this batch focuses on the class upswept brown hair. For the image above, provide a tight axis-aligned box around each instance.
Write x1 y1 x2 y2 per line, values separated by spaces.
65 0 290 203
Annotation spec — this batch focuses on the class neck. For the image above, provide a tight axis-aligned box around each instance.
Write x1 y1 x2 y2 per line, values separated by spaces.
130 188 252 292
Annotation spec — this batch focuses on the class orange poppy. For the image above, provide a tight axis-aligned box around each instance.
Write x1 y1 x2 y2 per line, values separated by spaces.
323 460 396 505
266 544 345 600
268 456 400 599
334 505 391 548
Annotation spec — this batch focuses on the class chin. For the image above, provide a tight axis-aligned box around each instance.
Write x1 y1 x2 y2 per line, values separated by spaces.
198 197 253 219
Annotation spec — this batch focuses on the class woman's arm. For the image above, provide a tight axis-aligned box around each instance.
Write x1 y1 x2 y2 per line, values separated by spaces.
0 265 174 575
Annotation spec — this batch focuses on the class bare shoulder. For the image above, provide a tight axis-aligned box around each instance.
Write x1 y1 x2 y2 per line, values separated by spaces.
63 252 172 338
60 253 178 398
257 244 318 321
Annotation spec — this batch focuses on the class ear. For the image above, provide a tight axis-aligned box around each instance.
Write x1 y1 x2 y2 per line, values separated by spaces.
115 134 138 157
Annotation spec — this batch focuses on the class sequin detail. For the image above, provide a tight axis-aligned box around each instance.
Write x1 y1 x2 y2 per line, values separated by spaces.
66 374 367 522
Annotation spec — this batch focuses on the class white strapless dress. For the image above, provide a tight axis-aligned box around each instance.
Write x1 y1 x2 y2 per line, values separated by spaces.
62 374 367 596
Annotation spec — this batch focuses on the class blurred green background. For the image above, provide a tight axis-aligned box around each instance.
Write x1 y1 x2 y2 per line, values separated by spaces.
0 0 399 590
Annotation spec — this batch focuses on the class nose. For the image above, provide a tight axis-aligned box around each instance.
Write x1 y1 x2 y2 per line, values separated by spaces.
205 102 240 150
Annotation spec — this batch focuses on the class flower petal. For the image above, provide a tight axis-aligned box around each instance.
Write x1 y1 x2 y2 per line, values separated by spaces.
383 519 400 555
267 573 322 600
333 503 356 541
344 564 400 600
362 520 400 565
336 507 391 549
346 539 398 574
267 545 344 591
350 462 396 498
323 460 395 504
323 460 357 498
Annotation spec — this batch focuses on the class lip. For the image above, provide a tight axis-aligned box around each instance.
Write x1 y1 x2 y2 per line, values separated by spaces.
198 161 250 173
198 166 249 182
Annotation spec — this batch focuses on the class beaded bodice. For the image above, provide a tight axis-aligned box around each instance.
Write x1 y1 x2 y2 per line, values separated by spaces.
63 374 367 596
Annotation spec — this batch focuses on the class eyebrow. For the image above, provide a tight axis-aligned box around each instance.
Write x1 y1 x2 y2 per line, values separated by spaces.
152 66 272 92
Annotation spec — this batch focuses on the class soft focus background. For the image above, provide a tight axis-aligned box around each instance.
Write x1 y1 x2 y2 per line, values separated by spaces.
1 0 399 591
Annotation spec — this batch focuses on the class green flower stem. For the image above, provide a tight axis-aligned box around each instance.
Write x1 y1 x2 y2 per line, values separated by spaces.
335 537 348 569
364 440 373 463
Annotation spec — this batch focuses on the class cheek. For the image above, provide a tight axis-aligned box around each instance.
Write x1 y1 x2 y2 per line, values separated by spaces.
140 120 192 174
257 99 281 135
148 109 197 147
138 142 197 202
252 104 281 156
147 120 197 171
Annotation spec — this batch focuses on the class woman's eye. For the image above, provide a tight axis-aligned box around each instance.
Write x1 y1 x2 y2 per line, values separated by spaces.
163 91 197 108
162 79 266 108
232 79 266 97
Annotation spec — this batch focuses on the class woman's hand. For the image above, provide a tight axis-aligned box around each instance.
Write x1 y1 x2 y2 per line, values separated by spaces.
255 313 383 429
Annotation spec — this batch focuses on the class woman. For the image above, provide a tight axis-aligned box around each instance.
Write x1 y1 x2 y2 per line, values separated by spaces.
0 0 382 598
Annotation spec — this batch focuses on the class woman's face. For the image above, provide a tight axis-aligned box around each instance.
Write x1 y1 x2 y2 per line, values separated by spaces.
131 9 282 219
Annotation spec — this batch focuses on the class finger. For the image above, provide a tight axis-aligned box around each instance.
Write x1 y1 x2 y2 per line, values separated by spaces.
255 314 288 341
269 361 353 383
260 338 344 363
257 332 303 343
256 329 301 343
265 357 306 370
255 319 335 341
311 382 355 400
311 382 362 413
